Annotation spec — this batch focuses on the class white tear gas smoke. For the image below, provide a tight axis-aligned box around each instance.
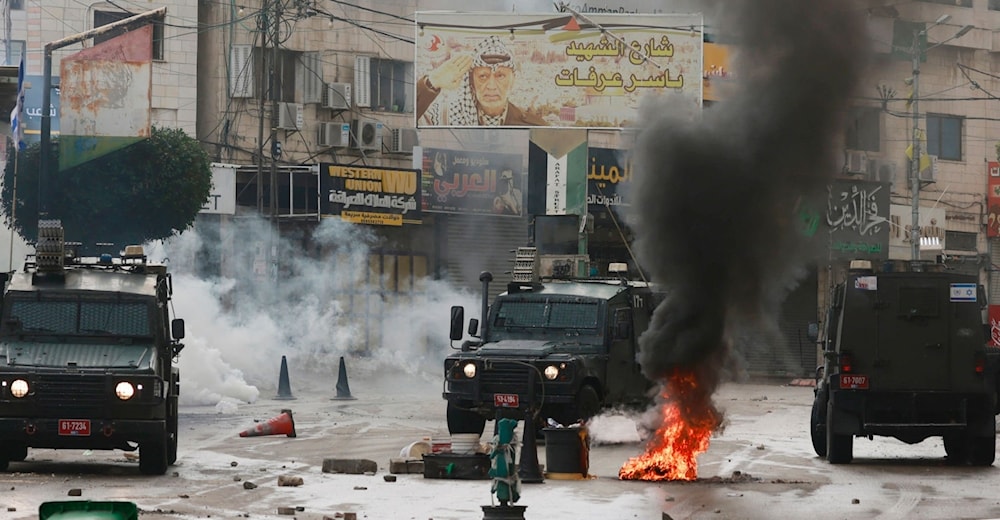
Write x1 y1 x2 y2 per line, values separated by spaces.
148 217 478 407
626 0 871 388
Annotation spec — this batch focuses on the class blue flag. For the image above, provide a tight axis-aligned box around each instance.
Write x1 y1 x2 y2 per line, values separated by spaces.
10 56 24 150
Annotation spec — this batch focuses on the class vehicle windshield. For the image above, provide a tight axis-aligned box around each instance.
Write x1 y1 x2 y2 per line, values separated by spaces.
2 297 153 338
489 297 603 342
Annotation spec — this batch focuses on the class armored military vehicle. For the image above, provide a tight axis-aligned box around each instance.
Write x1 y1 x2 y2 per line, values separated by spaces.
810 259 1000 465
443 247 661 436
0 220 185 474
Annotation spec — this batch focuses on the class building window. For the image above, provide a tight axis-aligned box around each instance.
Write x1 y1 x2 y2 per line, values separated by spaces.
926 114 962 161
94 11 164 61
10 0 22 10
0 40 25 66
227 46 308 102
845 107 880 152
355 57 412 112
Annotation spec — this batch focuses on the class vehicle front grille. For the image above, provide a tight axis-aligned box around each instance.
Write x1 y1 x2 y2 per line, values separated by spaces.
32 374 108 416
479 362 544 396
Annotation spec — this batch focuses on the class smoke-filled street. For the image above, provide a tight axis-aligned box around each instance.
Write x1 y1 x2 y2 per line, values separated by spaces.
0 370 997 520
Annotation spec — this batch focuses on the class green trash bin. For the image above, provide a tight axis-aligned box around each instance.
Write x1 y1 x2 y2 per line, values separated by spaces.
39 501 138 520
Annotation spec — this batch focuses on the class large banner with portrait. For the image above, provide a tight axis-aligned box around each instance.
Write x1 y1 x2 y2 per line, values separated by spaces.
319 163 422 226
420 148 525 216
826 180 890 260
413 12 703 129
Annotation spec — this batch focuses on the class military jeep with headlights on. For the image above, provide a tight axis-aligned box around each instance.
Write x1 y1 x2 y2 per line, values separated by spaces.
0 220 185 475
443 247 661 436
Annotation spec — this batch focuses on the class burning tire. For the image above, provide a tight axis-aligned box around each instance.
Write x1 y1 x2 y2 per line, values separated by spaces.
447 401 486 436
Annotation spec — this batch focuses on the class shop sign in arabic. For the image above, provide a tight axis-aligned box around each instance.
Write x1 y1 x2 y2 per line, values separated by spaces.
587 147 631 213
320 163 422 225
421 148 524 216
827 180 889 260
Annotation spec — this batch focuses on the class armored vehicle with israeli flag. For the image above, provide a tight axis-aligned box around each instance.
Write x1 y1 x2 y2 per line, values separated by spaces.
0 220 185 475
810 259 1000 465
443 247 661 436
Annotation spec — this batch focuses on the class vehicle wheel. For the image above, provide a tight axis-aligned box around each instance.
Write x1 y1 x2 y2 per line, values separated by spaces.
139 436 169 475
810 393 827 457
968 435 996 467
944 434 969 465
826 403 852 464
8 443 27 462
167 411 178 466
447 401 486 436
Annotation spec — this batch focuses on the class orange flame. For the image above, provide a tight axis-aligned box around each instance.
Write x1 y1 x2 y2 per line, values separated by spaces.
619 368 720 481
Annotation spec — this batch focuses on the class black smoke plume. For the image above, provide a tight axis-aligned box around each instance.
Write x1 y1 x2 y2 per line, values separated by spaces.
627 0 871 387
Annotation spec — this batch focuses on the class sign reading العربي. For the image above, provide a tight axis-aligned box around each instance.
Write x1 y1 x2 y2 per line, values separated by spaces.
414 12 703 129
319 163 422 226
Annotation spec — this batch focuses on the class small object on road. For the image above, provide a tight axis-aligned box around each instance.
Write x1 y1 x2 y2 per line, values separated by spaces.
852 498 860 504
353 486 367 490
277 506 296 515
231 461 238 467
384 475 397 482
178 495 189 499
239 409 297 438
243 481 257 490
67 489 82 497
277 475 304 487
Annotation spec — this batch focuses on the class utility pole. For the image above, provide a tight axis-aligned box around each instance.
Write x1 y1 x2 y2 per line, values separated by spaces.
908 16 973 262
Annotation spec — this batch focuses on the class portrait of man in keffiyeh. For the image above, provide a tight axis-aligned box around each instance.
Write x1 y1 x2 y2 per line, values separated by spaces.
416 35 547 127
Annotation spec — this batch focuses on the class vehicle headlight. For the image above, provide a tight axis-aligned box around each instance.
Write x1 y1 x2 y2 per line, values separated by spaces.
10 379 28 398
544 365 560 380
115 381 135 400
462 362 477 378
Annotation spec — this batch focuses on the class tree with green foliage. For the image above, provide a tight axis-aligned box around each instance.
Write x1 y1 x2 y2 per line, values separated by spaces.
1 127 212 251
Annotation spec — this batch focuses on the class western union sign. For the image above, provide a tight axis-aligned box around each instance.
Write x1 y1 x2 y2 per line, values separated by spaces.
319 163 422 225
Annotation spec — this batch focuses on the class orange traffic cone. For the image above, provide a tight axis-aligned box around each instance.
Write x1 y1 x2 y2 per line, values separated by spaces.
239 409 297 438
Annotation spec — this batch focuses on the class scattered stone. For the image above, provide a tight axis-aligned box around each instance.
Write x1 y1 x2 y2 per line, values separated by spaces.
756 445 765 450
67 489 82 497
243 481 258 490
278 475 304 487
233 476 242 482
172 472 180 477
231 461 239 467
384 475 397 482
7 507 15 512
277 506 296 515
322 458 378 475
178 494 189 499
664 497 675 502
714 509 722 513
852 498 860 504
344 513 357 520
353 486 367 491
296 506 305 512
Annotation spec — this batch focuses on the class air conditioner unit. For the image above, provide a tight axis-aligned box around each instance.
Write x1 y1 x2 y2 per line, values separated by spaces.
919 156 938 183
539 254 589 279
352 118 383 151
388 128 417 154
323 83 351 110
843 150 868 175
277 102 304 130
318 122 350 147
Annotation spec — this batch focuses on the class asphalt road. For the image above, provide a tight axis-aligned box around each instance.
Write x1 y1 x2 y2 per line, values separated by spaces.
1 368 999 520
